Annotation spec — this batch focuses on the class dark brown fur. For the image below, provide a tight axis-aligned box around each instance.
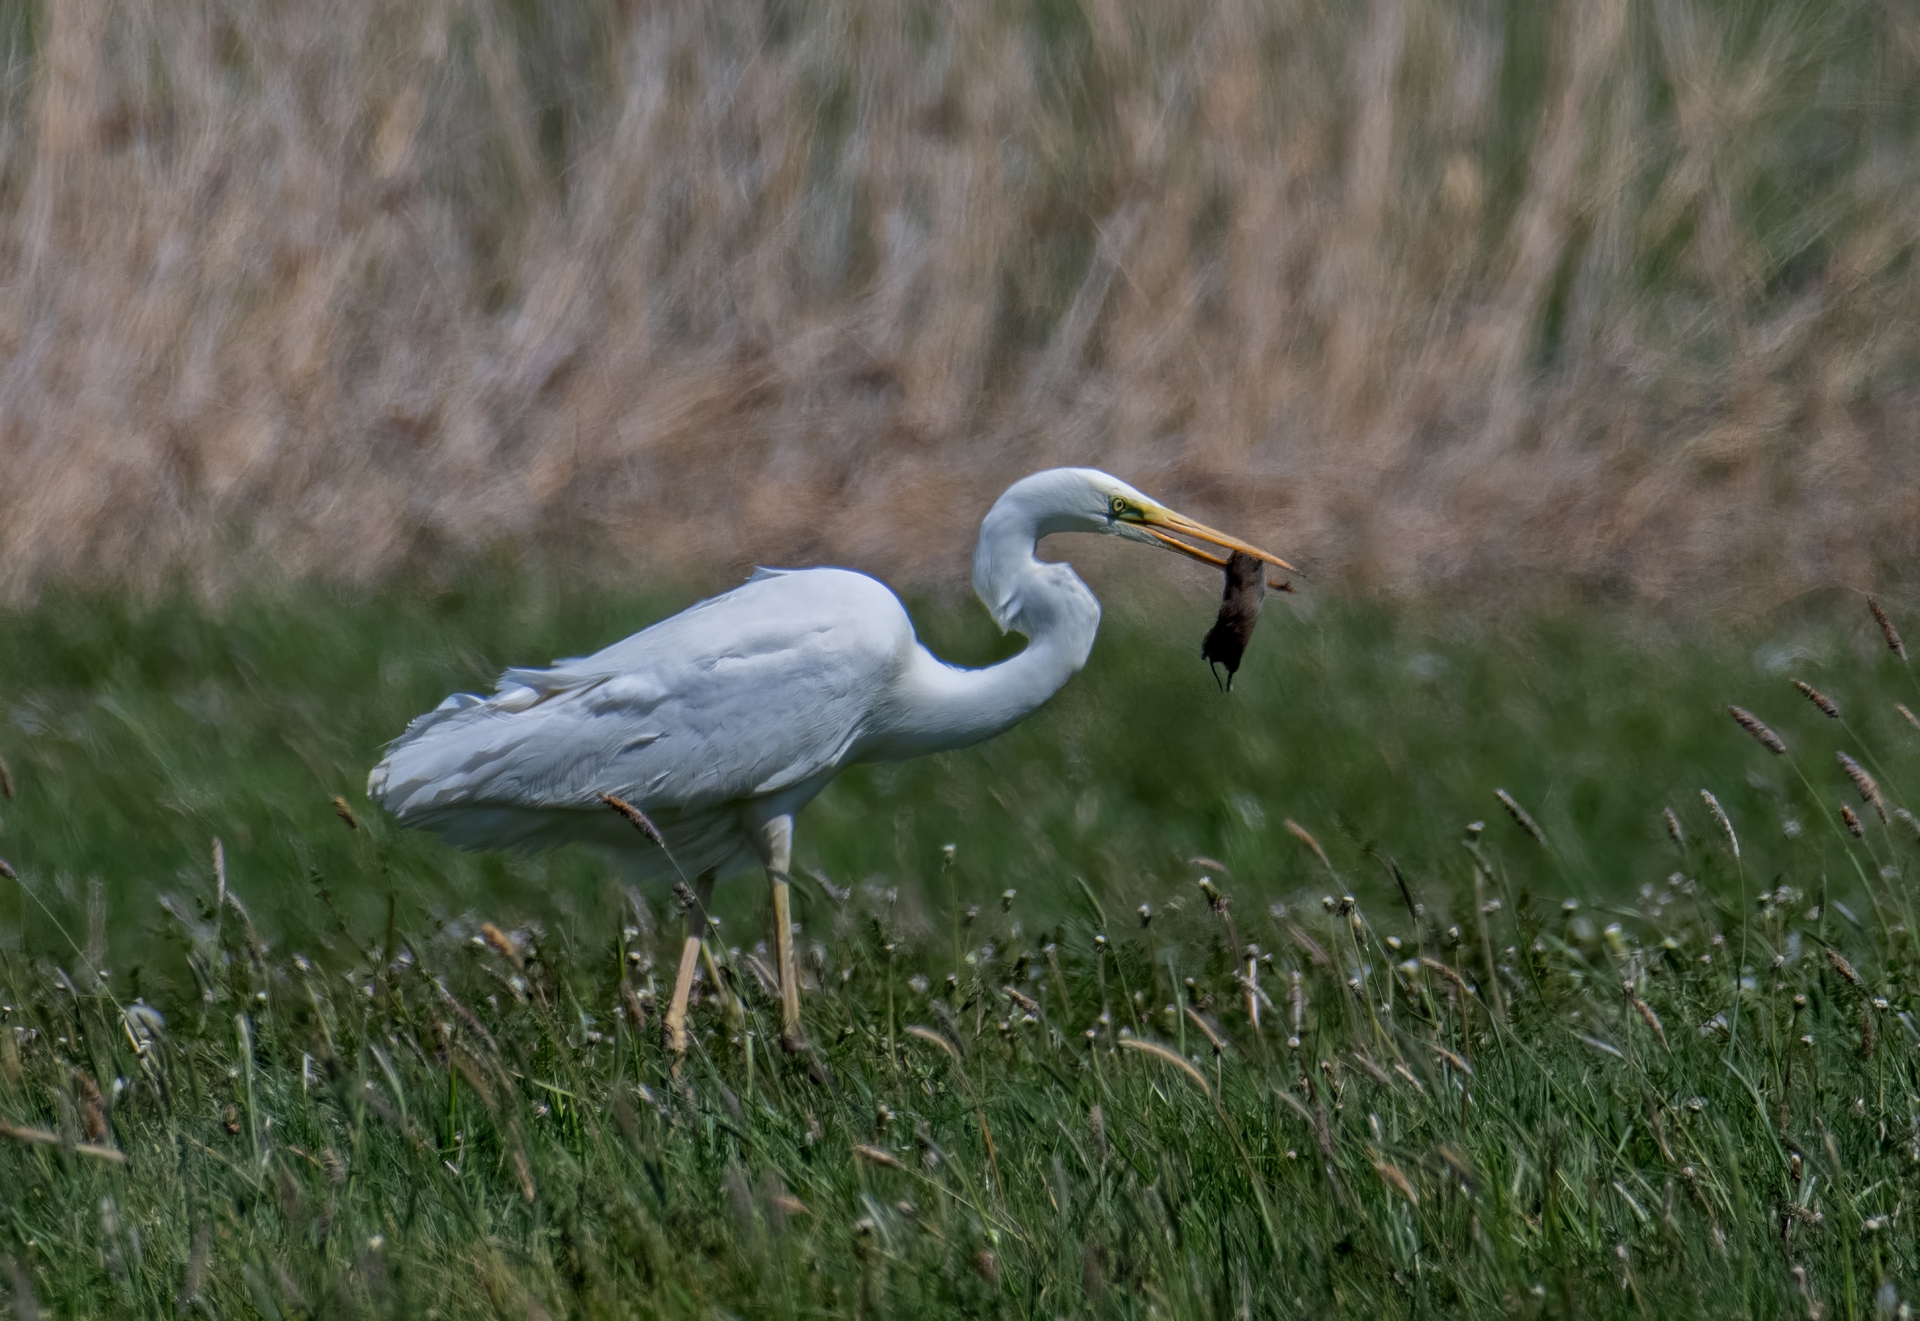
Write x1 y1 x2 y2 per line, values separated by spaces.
1200 551 1266 690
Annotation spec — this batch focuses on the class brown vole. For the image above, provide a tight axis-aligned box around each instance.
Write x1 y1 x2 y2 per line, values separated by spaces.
1200 550 1266 691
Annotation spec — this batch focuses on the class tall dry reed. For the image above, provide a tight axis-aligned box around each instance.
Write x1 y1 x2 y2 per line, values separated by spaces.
3 0 1918 601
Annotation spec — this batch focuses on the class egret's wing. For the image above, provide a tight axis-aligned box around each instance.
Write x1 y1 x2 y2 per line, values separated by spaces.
368 569 912 827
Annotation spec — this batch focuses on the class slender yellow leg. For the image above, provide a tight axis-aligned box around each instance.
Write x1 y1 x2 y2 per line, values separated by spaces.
755 816 803 1048
772 878 801 1042
664 868 717 1055
664 935 700 1054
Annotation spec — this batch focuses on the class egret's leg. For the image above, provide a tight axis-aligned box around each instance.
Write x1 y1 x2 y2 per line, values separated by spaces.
754 816 803 1046
664 867 717 1054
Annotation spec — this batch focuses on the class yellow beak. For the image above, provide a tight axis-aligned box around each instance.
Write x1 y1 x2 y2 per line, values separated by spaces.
1139 508 1297 591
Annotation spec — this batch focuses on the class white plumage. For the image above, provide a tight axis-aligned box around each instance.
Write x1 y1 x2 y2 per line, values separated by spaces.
369 566 907 881
368 467 1290 1046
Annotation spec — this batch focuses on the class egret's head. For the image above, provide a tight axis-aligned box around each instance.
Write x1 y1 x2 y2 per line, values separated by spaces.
974 467 1295 632
1019 467 1295 579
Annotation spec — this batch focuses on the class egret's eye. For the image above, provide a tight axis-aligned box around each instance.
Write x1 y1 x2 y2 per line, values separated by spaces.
1110 496 1130 517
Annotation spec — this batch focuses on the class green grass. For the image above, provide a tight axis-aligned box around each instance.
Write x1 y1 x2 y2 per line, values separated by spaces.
2 578 1920 1316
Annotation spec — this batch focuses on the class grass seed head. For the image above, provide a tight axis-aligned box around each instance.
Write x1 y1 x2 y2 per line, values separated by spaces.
0 752 12 800
620 980 648 1033
1699 790 1739 860
1284 818 1333 870
1628 992 1668 1050
1726 706 1786 754
1868 598 1906 659
1836 752 1885 818
852 1136 902 1175
1419 956 1476 997
1663 807 1685 848
904 1024 960 1064
1372 1159 1419 1205
1184 1006 1228 1056
1436 1143 1476 1186
72 1069 107 1142
1495 788 1547 845
599 792 666 847
1900 703 1920 735
1119 1037 1212 1097
479 922 523 967
1841 804 1865 837
182 1223 211 1299
1826 947 1862 986
1349 1050 1391 1086
1793 680 1840 718
330 795 359 829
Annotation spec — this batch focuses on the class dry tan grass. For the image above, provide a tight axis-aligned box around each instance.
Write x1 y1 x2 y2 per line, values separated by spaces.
3 0 1919 603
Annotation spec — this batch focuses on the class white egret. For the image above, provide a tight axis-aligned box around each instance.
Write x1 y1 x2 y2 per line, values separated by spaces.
367 467 1292 1049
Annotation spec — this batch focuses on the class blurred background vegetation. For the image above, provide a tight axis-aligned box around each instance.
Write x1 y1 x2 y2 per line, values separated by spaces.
2 0 1918 605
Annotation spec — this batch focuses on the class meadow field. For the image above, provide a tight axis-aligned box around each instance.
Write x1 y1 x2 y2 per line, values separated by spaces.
2 579 1919 1316
6 0 1920 1313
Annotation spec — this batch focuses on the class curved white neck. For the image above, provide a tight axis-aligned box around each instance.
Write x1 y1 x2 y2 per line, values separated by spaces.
867 484 1102 758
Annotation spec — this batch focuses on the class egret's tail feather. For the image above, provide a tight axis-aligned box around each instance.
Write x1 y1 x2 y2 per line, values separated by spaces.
365 688 501 810
368 688 761 882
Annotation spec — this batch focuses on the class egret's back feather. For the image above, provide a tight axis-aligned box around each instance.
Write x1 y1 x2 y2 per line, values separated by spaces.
368 568 912 877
